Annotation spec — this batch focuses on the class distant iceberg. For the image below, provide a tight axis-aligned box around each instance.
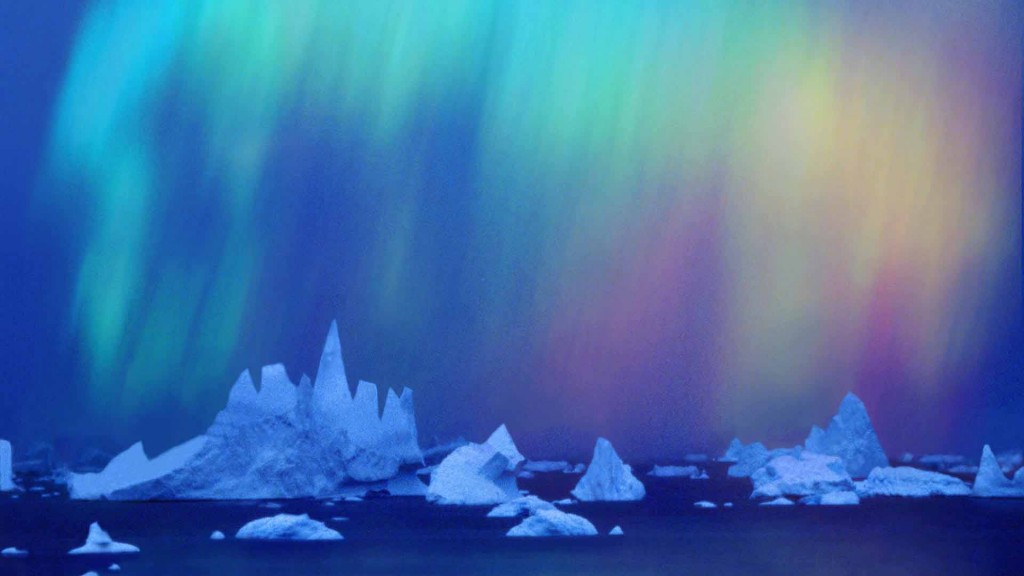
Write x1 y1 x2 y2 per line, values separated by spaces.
0 440 15 491
759 497 795 506
693 500 717 509
750 451 854 499
856 466 969 498
487 495 556 518
571 438 645 502
1 547 28 557
803 393 888 478
69 321 422 500
209 531 226 540
648 465 704 479
523 461 571 473
426 425 523 505
972 445 1024 498
818 491 860 505
235 514 343 540
609 525 624 536
68 523 139 555
506 509 598 537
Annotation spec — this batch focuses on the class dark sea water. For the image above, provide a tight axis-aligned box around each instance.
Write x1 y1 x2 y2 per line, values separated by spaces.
1 466 1022 576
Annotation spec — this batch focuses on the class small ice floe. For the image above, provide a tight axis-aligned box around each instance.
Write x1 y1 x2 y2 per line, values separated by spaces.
323 501 335 507
487 496 555 518
506 509 598 537
1 547 28 557
343 496 363 503
571 438 645 502
723 502 734 508
260 502 283 509
553 498 576 506
28 486 45 492
235 514 343 541
330 517 348 522
648 465 703 479
819 491 860 505
108 564 121 572
210 531 226 540
856 467 970 498
80 572 100 576
693 501 717 509
68 523 140 555
609 526 624 536
759 497 795 506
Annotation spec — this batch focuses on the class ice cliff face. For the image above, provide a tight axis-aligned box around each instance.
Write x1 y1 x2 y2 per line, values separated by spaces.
69 321 422 500
803 393 888 478
571 438 645 502
972 445 1024 498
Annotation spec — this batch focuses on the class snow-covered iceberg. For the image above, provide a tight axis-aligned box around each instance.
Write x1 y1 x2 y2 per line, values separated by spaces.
972 445 1024 498
803 393 888 478
0 440 14 491
487 495 556 518
571 438 645 502
750 451 854 499
426 425 523 505
506 509 598 537
856 467 970 498
69 321 422 500
648 465 704 479
235 514 343 540
68 523 140 555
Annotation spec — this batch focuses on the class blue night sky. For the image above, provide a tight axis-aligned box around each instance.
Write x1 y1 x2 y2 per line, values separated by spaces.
1 1 1021 462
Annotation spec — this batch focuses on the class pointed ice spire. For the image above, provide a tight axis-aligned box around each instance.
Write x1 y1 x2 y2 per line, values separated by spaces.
803 392 888 478
226 370 258 412
312 320 351 416
972 445 1024 497
486 425 525 472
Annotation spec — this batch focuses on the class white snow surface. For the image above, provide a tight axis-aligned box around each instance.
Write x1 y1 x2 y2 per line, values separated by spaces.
235 514 343 540
750 451 854 499
972 445 1024 498
68 523 140 555
69 321 422 500
648 465 702 479
487 496 556 518
571 438 645 502
855 466 970 498
803 393 888 478
426 425 522 505
0 440 15 491
506 509 598 537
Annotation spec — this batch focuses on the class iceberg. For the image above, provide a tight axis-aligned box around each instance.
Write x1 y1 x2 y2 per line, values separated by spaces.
506 509 598 537
818 491 860 505
426 425 523 505
553 498 576 506
803 393 888 478
727 443 794 478
1 547 28 557
108 564 121 572
609 525 624 536
571 438 645 502
972 445 1024 498
235 514 343 540
721 438 744 463
855 467 969 498
750 451 854 499
693 501 717 509
0 440 14 491
648 465 703 479
523 460 571 473
210 531 226 540
760 497 795 506
68 523 140 555
69 321 422 500
487 496 556 518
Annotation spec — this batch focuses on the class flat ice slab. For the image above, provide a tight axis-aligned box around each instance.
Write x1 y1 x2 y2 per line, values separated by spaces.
571 438 645 502
648 465 704 479
506 509 598 537
68 523 140 555
235 514 343 540
857 467 970 498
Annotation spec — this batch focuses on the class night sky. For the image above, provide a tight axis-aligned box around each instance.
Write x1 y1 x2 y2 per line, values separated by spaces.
1 1 1021 462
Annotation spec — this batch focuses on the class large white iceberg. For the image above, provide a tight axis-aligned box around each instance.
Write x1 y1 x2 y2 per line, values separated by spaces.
803 393 888 478
571 438 645 502
69 322 422 500
235 514 343 540
0 440 14 491
972 445 1024 498
506 509 598 537
68 523 140 555
750 451 854 499
426 425 523 505
856 466 970 498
